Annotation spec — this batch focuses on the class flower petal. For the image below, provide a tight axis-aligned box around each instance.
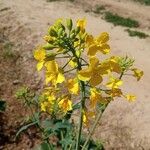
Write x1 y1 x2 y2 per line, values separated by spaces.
36 61 44 71
67 78 79 95
125 94 136 102
99 44 110 54
97 32 109 44
89 74 103 86
34 48 46 61
89 56 99 68
132 68 144 81
87 44 98 56
78 69 92 81
45 60 58 73
56 73 65 84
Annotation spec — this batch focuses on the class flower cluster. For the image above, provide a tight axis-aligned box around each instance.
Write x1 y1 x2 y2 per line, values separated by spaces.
34 18 143 125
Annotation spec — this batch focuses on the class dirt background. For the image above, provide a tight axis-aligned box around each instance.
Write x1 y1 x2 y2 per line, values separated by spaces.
0 0 150 149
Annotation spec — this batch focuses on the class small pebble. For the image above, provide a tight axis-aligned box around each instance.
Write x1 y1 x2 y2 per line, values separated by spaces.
13 80 20 85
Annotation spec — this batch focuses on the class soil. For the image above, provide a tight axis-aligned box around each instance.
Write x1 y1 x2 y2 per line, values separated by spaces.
0 0 150 149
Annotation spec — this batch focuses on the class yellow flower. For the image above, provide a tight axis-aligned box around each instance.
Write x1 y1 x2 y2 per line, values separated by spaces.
43 87 56 101
86 35 94 46
40 100 54 113
58 96 72 113
34 48 46 71
132 68 143 81
87 32 110 56
78 57 103 86
40 88 56 113
83 112 88 126
41 101 49 112
90 88 101 108
125 94 136 102
67 78 79 95
69 57 78 68
109 56 121 73
40 97 54 113
83 110 95 126
107 88 122 97
77 19 86 31
106 77 123 89
97 32 109 43
45 60 65 85
43 35 55 43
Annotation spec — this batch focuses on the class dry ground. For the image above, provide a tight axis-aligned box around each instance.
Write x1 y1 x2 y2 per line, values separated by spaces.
0 0 150 149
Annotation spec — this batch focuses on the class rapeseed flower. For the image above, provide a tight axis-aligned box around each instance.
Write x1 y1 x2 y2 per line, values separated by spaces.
90 88 102 108
78 57 103 86
58 96 72 113
106 77 123 89
132 68 143 81
77 19 86 31
67 78 79 95
125 94 136 102
86 32 110 56
34 48 46 71
45 60 65 85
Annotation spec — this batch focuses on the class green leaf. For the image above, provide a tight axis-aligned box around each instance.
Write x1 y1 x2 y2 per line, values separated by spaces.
30 112 40 123
42 119 53 129
72 103 80 110
16 121 38 138
33 142 54 150
54 121 72 131
60 138 73 147
0 100 6 112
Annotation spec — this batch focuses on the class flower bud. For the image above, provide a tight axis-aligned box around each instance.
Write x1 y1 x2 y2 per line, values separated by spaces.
48 27 57 37
66 19 73 31
43 43 55 50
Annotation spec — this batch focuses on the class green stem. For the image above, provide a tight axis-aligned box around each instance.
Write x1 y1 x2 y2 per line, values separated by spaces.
76 81 85 150
80 58 89 65
64 37 86 150
64 68 76 74
81 110 102 150
119 71 124 79
56 56 70 59
62 57 72 69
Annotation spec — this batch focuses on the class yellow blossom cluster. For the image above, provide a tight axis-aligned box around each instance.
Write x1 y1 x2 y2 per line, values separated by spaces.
34 18 143 125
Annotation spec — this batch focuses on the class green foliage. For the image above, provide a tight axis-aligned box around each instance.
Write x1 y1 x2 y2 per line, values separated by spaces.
126 29 149 39
15 121 38 138
15 87 41 139
134 0 150 5
3 42 15 59
42 119 76 149
15 87 37 107
119 56 135 72
47 0 75 2
0 100 6 112
80 136 104 150
46 0 59 2
104 12 139 28
33 142 54 150
15 87 29 99
93 5 105 14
